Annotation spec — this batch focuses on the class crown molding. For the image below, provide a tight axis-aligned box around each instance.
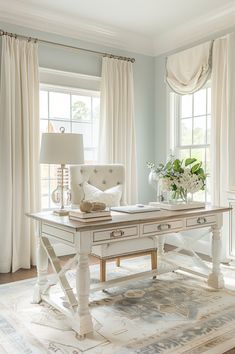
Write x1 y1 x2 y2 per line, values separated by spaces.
153 2 235 56
0 0 154 56
0 0 234 57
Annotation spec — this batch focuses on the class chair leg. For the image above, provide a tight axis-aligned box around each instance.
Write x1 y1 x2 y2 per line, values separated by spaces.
116 257 121 267
151 251 157 279
100 259 106 282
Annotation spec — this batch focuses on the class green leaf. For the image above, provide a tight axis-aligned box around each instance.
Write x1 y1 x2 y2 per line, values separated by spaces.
191 162 202 173
195 167 206 177
165 161 172 171
173 159 181 172
185 158 197 166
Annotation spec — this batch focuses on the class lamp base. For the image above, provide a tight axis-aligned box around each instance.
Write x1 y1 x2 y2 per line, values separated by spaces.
53 209 69 216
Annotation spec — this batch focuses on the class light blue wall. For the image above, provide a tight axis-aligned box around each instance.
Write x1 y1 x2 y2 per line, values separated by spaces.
0 21 155 203
154 55 167 164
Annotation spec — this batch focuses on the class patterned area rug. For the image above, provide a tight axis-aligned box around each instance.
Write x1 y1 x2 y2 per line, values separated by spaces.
1 255 235 353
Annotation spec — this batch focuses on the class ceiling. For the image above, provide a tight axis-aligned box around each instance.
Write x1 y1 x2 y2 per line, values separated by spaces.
0 0 234 55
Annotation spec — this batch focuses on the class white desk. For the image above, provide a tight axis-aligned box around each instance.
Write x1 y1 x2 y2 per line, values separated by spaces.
28 205 230 337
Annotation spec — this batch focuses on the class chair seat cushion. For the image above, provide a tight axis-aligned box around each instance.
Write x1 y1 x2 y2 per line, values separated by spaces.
91 236 157 259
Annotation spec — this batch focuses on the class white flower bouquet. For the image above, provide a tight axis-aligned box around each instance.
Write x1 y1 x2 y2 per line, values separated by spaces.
147 156 207 202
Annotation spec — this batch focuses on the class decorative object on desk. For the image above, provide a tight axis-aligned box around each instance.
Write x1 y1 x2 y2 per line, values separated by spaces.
147 162 164 201
51 167 71 207
69 207 111 222
148 156 207 208
40 127 84 216
79 200 93 212
159 200 205 210
80 200 106 213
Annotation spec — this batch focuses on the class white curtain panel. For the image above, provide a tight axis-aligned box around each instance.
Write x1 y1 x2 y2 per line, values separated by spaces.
0 36 40 272
211 33 235 204
166 41 213 94
98 57 137 204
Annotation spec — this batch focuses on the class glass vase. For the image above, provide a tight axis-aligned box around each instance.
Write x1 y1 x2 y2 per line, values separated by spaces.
148 170 162 201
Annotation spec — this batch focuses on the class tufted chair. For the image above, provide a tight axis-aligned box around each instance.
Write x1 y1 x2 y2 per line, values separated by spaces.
70 164 158 282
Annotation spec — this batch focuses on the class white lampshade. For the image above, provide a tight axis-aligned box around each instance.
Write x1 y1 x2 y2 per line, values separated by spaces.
40 132 84 165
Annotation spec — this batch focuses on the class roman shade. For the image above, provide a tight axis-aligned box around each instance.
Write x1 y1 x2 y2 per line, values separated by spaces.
166 41 213 94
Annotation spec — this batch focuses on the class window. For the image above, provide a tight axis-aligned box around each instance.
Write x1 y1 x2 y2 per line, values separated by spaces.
40 86 100 209
169 85 211 202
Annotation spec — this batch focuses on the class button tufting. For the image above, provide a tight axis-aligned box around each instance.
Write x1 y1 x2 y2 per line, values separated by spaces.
80 169 83 174
117 182 120 185
87 180 90 184
102 180 106 184
94 169 97 173
109 169 113 173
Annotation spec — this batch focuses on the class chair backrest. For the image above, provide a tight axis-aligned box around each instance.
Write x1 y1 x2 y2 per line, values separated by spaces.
70 164 125 207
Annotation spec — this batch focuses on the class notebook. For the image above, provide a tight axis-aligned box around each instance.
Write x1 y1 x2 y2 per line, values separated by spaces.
111 204 160 214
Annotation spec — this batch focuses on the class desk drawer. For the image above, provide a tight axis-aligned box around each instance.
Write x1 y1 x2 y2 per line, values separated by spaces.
93 225 138 242
42 223 75 244
186 214 216 227
143 220 183 234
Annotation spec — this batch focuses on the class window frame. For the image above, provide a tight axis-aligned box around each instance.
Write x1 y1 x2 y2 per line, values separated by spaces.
40 83 100 210
168 82 211 202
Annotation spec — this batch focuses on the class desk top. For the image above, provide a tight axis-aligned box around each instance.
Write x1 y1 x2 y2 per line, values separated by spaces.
28 205 231 232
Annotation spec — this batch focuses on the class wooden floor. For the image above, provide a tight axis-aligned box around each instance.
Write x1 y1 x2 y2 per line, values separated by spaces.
0 254 99 284
0 252 235 354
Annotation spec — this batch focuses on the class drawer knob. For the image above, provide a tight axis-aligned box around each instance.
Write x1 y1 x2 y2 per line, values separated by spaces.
197 217 207 224
157 223 171 231
110 229 124 238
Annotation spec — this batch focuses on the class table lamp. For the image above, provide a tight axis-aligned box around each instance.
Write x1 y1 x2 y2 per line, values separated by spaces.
40 127 84 216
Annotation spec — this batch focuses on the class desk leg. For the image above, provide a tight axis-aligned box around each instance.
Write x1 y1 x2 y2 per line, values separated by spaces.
158 236 165 257
72 253 93 336
33 236 48 303
208 226 224 289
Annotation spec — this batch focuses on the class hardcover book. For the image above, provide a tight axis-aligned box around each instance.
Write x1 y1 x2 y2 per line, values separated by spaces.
69 208 111 219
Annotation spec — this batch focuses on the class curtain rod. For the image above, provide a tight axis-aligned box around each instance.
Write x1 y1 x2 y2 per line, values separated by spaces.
0 29 135 63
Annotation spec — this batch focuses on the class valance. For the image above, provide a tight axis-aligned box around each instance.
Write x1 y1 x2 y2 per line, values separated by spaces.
166 41 213 94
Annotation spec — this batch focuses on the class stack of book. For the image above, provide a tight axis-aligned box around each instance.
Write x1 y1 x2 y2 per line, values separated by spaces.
69 208 112 222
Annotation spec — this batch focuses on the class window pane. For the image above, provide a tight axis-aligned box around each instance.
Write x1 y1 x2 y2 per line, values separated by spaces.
92 97 100 120
207 87 211 114
194 89 206 116
49 92 70 119
41 165 49 179
84 149 96 163
179 149 190 160
193 116 206 145
72 95 91 120
40 91 48 118
207 116 211 144
180 95 192 118
41 180 49 196
93 118 100 147
190 148 205 167
72 122 92 146
41 196 50 209
180 118 192 146
206 177 211 202
205 147 210 173
49 165 57 180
